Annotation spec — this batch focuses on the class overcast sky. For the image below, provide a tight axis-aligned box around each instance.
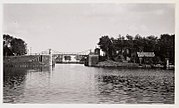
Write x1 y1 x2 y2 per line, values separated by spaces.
3 4 175 53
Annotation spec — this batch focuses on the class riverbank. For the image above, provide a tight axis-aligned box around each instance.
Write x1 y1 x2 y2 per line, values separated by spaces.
94 60 173 69
94 60 139 68
95 60 139 68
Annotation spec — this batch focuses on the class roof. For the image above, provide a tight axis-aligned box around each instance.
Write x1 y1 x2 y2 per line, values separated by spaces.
137 52 155 57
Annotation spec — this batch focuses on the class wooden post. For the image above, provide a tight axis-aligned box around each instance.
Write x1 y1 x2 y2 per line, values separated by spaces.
139 57 142 66
165 58 169 69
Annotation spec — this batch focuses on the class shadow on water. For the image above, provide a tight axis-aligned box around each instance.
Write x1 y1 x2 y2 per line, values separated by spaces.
96 73 174 104
3 66 54 103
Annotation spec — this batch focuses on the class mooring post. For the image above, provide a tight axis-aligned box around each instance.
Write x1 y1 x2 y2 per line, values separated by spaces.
165 58 169 69
139 57 142 66
49 49 53 66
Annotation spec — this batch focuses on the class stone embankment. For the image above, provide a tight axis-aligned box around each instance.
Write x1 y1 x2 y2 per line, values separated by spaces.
4 55 55 67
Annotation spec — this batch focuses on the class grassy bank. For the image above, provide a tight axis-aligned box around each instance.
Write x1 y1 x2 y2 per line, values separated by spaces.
94 60 175 69
95 60 139 68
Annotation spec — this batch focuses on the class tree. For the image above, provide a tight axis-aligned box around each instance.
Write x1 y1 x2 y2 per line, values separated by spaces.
133 34 143 52
10 38 27 55
158 34 174 64
3 45 14 56
98 36 115 59
143 35 158 52
3 34 27 56
97 33 175 64
125 34 134 54
113 34 126 54
3 34 14 56
3 34 13 47
126 34 133 40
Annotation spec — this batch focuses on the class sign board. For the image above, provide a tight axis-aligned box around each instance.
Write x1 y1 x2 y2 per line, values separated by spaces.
137 52 155 57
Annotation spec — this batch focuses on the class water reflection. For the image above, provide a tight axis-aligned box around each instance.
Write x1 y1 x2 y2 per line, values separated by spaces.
3 67 27 103
3 66 53 103
3 64 174 104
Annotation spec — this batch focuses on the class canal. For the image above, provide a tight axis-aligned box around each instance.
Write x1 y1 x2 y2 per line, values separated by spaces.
3 64 174 104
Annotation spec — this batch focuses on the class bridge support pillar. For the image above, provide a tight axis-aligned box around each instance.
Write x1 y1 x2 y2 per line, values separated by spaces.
88 54 99 66
49 49 53 66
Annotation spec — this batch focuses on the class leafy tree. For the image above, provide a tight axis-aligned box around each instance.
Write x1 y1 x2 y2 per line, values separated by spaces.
133 34 144 52
98 36 115 59
113 34 126 54
125 34 134 54
126 34 133 40
10 38 27 55
158 34 174 64
3 34 13 47
3 34 27 56
3 45 14 56
143 35 158 52
97 33 174 64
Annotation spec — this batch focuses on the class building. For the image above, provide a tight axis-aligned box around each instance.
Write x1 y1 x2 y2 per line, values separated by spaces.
137 52 155 65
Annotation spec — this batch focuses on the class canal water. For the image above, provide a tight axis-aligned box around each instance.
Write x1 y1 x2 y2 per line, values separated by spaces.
3 64 174 104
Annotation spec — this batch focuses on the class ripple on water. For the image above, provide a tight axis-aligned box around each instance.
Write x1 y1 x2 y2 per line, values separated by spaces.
3 64 174 104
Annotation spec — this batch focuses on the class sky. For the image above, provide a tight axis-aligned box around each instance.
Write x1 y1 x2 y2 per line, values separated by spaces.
3 4 175 53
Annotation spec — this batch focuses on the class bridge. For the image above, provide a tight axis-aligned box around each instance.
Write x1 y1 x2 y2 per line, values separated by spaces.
4 48 100 68
30 49 92 64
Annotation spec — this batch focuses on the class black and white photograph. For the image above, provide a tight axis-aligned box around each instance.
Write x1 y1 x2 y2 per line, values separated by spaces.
1 1 176 106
